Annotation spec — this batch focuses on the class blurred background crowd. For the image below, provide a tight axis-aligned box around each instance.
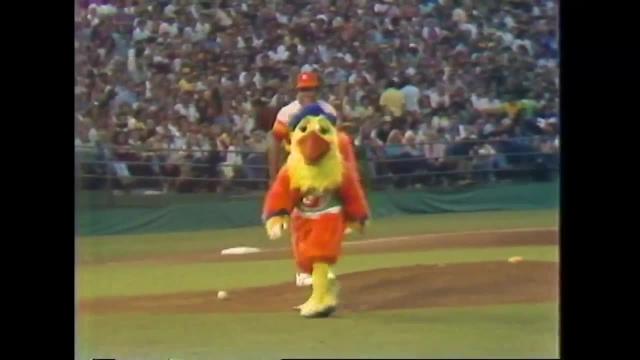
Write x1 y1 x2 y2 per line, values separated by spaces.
75 0 559 194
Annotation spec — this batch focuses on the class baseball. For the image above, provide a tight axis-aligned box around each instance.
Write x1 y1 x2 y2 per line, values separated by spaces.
217 290 229 300
508 256 524 264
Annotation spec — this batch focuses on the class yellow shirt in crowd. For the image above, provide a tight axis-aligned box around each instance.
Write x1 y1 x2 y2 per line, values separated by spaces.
502 102 523 119
379 88 406 117
178 78 196 92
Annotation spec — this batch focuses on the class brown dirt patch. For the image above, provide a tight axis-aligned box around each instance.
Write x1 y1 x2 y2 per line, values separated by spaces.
79 261 558 315
84 228 558 266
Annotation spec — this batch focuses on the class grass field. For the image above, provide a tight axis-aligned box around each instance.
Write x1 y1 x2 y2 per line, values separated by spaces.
77 209 559 360
78 209 557 262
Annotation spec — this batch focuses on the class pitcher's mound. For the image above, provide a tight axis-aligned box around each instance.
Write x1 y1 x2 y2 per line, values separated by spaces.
80 261 558 314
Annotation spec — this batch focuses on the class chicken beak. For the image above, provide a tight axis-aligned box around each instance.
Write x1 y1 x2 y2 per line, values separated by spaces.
297 131 330 164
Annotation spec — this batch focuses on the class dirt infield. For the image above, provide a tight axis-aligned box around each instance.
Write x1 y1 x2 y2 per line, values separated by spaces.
80 260 558 315
84 228 558 266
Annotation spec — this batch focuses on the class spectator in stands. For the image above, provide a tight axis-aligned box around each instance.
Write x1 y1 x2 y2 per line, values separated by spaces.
385 129 419 188
470 142 499 183
245 129 269 187
218 132 244 192
372 116 394 144
379 78 406 119
403 131 423 158
74 0 559 192
401 76 421 116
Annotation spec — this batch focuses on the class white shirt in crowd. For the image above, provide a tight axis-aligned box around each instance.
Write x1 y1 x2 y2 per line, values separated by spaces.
387 6 401 18
172 58 183 73
145 80 152 99
225 145 243 165
431 116 450 130
504 15 516 29
422 26 442 41
276 12 289 24
164 4 176 18
214 8 233 27
512 39 534 55
477 144 497 156
237 36 246 49
401 84 421 113
269 93 287 108
471 94 502 111
194 136 212 159
174 103 200 123
336 52 354 64
317 45 332 63
171 135 187 152
252 72 264 89
252 35 264 48
452 8 467 23
496 31 515 47
220 76 233 87
483 122 496 136
405 67 417 76
127 116 138 130
159 22 179 37
88 128 98 144
301 64 317 73
195 21 210 36
537 58 558 68
348 71 374 85
268 45 289 62
239 114 255 137
374 2 390 14
459 23 478 39
426 90 450 109
424 142 447 160
96 4 117 16
238 71 251 87
132 27 150 42
183 27 195 41
127 49 138 72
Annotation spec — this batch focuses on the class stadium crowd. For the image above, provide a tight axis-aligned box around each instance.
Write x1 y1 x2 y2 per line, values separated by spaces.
75 0 559 193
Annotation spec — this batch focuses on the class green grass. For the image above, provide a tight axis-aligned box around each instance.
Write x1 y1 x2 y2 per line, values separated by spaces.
78 302 559 360
78 209 558 263
78 245 558 299
77 210 560 359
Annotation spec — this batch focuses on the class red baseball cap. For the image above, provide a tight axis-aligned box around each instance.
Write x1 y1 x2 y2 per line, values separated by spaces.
296 72 320 89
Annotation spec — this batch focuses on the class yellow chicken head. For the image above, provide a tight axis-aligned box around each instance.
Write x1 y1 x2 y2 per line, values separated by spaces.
286 104 344 192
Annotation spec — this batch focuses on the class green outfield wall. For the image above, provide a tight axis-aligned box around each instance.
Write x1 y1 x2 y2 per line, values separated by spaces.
77 181 559 236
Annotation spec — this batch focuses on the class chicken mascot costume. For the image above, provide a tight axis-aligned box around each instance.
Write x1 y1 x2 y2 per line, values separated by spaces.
262 103 370 318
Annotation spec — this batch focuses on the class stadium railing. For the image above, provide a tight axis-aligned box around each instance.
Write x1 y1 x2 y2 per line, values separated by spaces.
75 135 559 193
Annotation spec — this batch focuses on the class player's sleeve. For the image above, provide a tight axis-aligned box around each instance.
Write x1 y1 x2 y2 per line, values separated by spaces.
339 164 370 223
272 107 290 142
262 166 294 221
323 101 338 117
